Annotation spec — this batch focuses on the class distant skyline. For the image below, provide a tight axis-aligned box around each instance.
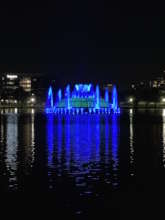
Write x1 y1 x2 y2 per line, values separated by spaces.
0 3 165 85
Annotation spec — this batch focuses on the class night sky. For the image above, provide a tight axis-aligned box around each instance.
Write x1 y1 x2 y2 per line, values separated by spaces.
0 2 165 85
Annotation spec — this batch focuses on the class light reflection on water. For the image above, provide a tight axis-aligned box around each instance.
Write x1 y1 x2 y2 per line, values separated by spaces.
0 109 165 195
129 109 134 176
0 110 35 190
46 115 120 193
6 114 18 189
111 115 119 187
162 109 165 167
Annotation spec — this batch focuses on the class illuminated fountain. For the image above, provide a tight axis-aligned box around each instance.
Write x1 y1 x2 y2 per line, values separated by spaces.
112 86 120 113
65 84 71 110
105 87 109 103
95 85 100 110
57 89 62 102
45 84 120 115
45 86 54 113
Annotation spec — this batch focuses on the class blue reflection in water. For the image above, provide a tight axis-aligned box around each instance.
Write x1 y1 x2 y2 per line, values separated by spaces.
69 116 95 168
65 115 71 169
57 116 62 166
46 115 120 191
105 116 109 164
46 115 54 168
87 116 92 163
111 114 119 187
94 115 100 162
73 116 80 165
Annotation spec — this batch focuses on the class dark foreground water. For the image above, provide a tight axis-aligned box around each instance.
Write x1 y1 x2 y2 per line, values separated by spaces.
0 108 165 217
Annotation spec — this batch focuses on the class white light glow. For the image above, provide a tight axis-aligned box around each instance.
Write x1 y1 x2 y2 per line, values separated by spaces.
162 109 165 167
163 109 165 117
31 98 35 103
6 74 18 79
14 108 18 114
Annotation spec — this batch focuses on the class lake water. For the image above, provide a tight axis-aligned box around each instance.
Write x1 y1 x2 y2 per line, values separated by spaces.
0 108 165 216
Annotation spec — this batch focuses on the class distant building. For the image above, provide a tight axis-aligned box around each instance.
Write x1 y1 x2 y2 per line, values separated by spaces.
131 81 147 90
149 77 165 89
1 74 19 91
19 77 32 92
0 72 46 106
131 70 165 90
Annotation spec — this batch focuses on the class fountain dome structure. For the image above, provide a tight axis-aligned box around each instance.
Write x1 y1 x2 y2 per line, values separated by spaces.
45 84 120 114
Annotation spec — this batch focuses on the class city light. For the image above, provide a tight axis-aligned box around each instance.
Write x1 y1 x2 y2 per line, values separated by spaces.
31 109 35 114
163 109 165 117
14 108 18 114
6 74 18 79
129 98 134 103
162 98 165 103
30 97 35 103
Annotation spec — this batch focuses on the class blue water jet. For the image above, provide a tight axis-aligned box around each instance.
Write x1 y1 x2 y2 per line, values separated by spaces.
105 88 109 103
58 89 62 102
45 83 120 115
112 86 120 113
65 85 71 110
95 85 100 110
45 86 54 113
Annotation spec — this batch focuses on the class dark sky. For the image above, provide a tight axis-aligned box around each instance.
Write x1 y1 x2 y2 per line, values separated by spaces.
0 2 165 85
